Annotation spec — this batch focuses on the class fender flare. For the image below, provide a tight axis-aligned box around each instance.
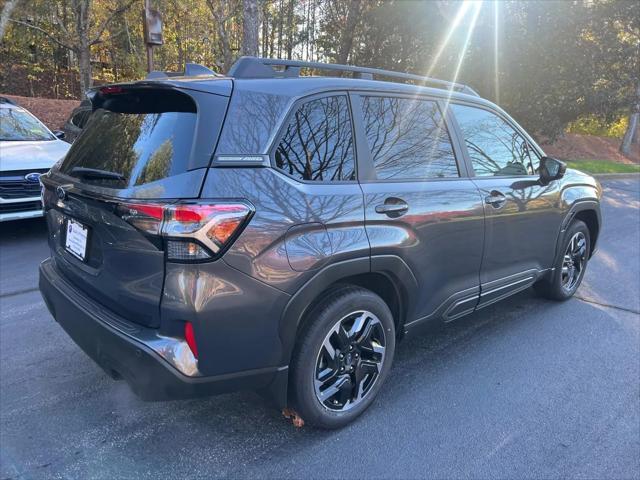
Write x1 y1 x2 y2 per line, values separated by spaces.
277 255 418 367
552 199 601 267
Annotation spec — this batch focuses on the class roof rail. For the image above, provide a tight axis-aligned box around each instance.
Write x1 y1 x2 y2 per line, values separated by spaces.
227 56 479 97
146 62 220 80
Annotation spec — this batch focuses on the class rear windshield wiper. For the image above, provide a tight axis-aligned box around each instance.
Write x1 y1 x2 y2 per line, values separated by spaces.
70 167 125 181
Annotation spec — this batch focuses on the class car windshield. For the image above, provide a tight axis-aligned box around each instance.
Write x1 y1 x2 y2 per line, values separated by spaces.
0 107 55 141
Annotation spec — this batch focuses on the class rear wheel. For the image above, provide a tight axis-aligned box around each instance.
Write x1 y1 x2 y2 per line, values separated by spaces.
289 286 395 429
535 219 590 300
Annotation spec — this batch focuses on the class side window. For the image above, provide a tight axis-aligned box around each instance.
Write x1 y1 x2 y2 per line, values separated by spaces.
362 96 459 180
451 104 536 176
274 95 355 182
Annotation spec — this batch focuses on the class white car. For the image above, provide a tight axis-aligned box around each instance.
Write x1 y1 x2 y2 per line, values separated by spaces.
0 97 71 221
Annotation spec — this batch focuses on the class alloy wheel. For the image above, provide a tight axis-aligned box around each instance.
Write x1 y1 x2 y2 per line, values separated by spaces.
561 231 587 292
314 310 387 411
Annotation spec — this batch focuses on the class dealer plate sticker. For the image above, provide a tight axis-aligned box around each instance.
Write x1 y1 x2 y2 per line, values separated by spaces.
65 219 88 261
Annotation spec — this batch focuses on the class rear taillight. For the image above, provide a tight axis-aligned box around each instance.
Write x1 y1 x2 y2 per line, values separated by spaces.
117 203 164 235
116 202 253 262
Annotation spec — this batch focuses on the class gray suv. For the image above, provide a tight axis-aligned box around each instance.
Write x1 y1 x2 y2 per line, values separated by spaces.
39 57 602 429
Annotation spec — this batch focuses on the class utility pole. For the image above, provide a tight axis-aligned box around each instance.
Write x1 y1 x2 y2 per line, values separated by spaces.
143 0 163 73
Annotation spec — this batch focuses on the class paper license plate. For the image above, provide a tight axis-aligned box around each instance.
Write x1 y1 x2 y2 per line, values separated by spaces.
65 219 88 261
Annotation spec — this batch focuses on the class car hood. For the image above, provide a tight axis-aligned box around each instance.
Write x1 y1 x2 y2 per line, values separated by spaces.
0 139 70 171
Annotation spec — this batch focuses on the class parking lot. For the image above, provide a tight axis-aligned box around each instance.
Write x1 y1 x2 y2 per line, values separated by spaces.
1 177 638 479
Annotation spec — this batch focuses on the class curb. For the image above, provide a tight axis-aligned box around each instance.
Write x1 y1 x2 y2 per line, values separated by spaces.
591 173 640 180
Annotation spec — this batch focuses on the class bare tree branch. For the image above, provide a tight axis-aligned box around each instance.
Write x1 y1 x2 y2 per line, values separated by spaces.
51 5 70 38
89 0 137 46
8 18 75 51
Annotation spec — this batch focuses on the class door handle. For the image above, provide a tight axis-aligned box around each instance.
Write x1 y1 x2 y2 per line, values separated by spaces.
375 199 409 218
484 191 507 208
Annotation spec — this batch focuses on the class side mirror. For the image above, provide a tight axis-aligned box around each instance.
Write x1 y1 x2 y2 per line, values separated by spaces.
53 130 65 140
539 156 566 185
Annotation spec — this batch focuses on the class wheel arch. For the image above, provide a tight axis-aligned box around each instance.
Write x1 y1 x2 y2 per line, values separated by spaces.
555 200 601 264
278 255 418 367
573 209 600 257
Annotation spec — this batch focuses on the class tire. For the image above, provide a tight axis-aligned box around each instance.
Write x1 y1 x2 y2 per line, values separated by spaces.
289 285 396 429
534 219 590 301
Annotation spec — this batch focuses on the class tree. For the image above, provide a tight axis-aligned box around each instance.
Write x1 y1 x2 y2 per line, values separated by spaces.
318 0 370 66
0 0 20 42
9 0 136 95
242 0 259 56
620 83 639 156
206 0 239 72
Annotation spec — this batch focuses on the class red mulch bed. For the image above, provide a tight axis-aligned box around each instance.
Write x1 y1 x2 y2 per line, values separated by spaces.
542 133 639 164
1 94 80 131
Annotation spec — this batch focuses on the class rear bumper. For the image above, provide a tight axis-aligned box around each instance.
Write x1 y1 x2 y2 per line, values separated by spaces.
39 258 286 401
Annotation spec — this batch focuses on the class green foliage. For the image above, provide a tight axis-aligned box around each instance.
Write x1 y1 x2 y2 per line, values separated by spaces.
566 159 640 174
567 115 629 139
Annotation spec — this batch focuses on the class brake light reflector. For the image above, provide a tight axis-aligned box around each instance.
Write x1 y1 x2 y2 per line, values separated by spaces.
184 322 198 358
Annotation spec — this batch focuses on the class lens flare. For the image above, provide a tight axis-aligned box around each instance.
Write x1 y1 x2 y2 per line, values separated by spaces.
441 1 483 109
425 1 474 78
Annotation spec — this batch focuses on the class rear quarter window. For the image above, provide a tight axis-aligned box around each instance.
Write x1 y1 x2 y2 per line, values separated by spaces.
216 89 290 154
274 95 356 182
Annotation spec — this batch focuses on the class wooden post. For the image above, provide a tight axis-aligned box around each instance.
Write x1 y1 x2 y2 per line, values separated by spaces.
146 43 154 73
144 0 153 73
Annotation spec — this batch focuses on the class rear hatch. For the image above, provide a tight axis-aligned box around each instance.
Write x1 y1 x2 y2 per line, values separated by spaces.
41 83 230 328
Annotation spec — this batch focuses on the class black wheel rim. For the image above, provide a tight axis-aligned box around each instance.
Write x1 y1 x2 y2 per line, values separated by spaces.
314 310 386 411
561 231 587 292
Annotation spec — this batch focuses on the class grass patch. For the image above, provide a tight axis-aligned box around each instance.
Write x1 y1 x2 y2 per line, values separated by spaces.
566 159 640 174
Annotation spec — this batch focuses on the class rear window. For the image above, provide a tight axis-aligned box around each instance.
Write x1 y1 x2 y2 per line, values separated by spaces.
60 90 197 188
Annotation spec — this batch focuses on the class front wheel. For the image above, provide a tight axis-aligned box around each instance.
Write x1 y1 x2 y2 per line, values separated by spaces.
289 286 396 429
535 219 590 300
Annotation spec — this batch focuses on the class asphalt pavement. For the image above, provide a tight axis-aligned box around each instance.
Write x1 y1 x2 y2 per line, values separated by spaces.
1 178 639 479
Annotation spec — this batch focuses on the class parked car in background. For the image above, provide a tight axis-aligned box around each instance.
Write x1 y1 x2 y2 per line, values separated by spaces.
38 58 601 429
0 97 70 222
62 99 92 143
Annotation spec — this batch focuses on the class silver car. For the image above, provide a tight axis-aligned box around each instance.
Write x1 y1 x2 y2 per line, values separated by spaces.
0 97 70 222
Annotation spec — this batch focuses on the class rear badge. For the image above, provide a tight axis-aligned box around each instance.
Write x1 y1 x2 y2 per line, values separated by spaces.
56 186 66 200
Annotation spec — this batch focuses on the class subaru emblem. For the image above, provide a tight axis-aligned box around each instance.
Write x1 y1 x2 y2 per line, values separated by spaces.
24 172 41 183
56 186 66 200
